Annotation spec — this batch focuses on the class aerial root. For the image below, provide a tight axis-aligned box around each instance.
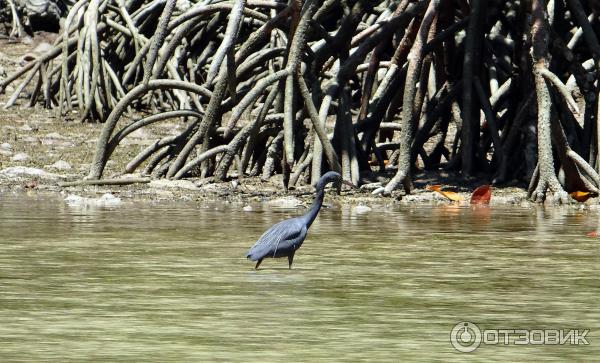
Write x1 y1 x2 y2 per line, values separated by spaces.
0 0 597 200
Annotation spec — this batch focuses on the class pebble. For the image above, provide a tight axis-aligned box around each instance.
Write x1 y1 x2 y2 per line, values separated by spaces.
19 124 33 132
149 179 198 191
0 166 58 179
353 205 372 213
47 160 72 170
520 200 532 208
243 205 253 212
11 152 29 161
401 194 436 204
0 142 12 150
64 193 122 207
360 182 382 190
98 193 122 206
45 132 63 139
64 194 85 206
33 42 52 54
153 189 175 198
266 197 302 208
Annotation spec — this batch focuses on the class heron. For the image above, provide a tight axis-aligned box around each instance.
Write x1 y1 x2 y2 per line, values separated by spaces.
246 171 354 269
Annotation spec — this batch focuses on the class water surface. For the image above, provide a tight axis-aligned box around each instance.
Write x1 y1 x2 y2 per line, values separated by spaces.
1 193 599 361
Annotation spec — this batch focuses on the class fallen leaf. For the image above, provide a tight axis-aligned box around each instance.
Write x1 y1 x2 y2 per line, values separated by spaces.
570 191 592 202
426 184 441 192
471 185 492 204
440 191 462 202
426 185 462 202
586 231 598 237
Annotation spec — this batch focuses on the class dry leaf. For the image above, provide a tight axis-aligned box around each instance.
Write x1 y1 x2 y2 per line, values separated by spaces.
471 185 492 204
426 185 462 202
570 191 592 203
440 191 462 202
426 184 441 192
586 231 598 238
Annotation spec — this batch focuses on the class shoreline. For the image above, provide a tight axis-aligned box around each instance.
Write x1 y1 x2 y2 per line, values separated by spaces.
0 170 591 210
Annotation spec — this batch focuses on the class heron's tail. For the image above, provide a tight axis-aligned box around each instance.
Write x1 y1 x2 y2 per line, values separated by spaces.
246 242 269 261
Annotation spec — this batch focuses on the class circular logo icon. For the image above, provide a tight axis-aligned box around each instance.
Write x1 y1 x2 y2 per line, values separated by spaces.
450 321 482 353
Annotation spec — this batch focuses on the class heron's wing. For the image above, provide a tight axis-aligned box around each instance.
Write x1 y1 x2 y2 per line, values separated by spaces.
246 218 304 260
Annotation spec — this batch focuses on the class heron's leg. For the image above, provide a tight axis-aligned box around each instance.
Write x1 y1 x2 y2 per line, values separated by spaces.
254 259 263 270
288 251 295 269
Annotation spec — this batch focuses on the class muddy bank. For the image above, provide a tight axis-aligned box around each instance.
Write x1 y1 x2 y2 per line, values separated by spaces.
0 90 533 208
0 105 534 208
0 110 581 209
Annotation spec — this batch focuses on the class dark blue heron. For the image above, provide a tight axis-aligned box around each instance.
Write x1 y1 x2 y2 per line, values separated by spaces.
246 171 353 269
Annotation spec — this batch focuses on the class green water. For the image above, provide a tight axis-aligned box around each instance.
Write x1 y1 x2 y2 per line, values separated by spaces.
0 193 599 361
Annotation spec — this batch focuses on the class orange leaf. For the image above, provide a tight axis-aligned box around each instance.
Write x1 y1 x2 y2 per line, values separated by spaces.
471 185 492 204
427 185 462 201
426 184 442 192
570 191 592 202
439 191 462 202
586 231 598 237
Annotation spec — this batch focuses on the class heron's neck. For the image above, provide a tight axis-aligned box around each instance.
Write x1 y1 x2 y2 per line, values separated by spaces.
302 188 325 228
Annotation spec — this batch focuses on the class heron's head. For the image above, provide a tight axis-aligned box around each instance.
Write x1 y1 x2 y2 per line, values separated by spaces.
316 171 355 193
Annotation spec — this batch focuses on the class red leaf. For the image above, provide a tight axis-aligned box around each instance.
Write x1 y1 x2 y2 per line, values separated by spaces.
586 231 598 237
471 185 492 204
